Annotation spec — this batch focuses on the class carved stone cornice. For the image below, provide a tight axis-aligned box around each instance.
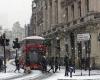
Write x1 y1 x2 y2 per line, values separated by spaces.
43 18 100 37
61 0 76 8
42 12 100 37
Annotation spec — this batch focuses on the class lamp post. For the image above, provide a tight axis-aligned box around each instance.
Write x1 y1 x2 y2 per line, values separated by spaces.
0 33 10 73
3 33 6 73
65 42 69 56
56 37 60 70
70 32 75 73
87 40 91 76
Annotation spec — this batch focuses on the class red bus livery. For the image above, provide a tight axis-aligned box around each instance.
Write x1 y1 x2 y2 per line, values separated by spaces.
19 36 47 70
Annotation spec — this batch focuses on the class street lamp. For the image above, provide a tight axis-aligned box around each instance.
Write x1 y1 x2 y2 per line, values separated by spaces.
56 37 60 70
87 40 91 76
56 37 59 40
3 33 6 73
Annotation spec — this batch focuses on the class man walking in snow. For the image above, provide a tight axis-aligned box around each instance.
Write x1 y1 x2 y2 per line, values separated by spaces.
69 58 74 77
55 57 59 72
64 55 69 76
0 58 3 71
14 57 20 72
41 56 47 72
48 57 55 73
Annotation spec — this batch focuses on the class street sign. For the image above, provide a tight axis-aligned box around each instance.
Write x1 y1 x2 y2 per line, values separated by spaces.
77 33 90 41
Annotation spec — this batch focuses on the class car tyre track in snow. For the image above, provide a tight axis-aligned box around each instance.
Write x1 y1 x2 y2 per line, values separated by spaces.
1 60 53 80
3 73 28 80
32 72 53 80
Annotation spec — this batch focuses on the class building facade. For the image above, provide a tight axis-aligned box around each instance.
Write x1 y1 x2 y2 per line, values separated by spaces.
12 22 25 41
31 0 100 69
30 1 37 35
25 24 33 37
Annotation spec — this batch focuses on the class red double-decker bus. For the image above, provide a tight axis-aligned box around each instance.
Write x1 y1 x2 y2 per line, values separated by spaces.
19 36 47 70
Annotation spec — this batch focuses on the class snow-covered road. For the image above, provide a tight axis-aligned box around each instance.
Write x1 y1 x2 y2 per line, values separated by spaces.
0 60 100 80
0 60 52 80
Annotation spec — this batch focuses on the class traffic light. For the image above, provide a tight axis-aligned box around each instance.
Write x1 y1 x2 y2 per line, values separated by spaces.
13 38 20 49
15 38 18 42
0 36 4 46
6 39 9 46
0 36 10 46
13 41 16 48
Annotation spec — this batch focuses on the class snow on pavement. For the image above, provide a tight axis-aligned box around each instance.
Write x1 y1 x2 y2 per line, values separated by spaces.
1 60 100 80
44 69 100 80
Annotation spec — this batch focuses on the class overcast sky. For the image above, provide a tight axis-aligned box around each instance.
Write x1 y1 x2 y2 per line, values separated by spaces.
0 0 32 30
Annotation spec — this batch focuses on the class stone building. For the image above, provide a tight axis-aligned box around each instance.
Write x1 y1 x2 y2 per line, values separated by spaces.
25 24 33 36
31 0 100 69
12 22 25 41
30 1 37 35
33 0 44 36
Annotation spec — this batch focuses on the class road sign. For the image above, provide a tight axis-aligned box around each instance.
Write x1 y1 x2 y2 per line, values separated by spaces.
77 33 90 41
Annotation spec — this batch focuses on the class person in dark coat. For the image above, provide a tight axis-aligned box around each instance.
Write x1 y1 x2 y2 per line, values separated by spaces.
0 58 3 71
64 55 69 76
85 57 90 70
55 57 59 72
69 58 74 77
24 55 31 73
41 56 47 72
48 57 54 73
14 57 20 72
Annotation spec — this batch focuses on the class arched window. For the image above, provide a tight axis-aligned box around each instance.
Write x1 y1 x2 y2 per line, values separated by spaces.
78 1 81 17
85 0 89 13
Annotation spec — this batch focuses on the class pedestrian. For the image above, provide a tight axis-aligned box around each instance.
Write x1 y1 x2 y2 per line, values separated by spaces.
85 57 89 70
41 56 47 72
0 58 3 71
81 58 84 69
64 55 69 76
48 57 54 73
24 55 31 73
55 57 59 72
14 57 20 72
69 58 73 77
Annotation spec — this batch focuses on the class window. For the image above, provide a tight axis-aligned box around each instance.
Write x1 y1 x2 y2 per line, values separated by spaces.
85 0 89 12
49 0 52 6
65 7 68 22
45 1 47 9
71 4 74 19
29 51 39 63
49 0 52 25
78 1 81 17
55 0 58 23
